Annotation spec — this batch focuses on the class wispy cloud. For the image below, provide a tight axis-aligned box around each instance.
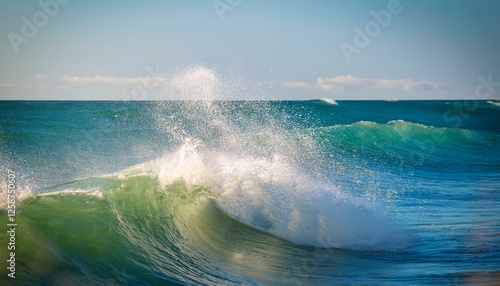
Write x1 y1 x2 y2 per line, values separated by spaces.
61 75 167 85
282 75 448 92
59 67 221 100
318 75 447 91
0 83 22 88
281 81 310 88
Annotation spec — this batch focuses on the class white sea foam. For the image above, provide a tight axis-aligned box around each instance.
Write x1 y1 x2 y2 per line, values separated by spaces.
0 178 33 209
320 98 338 105
38 189 104 199
135 141 412 250
137 66 413 250
487 100 500 107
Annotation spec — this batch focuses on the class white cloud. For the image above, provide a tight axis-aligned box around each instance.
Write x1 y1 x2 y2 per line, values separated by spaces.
0 83 22 88
59 67 225 100
282 75 447 92
316 75 446 91
61 75 167 85
316 78 344 92
281 81 310 88
35 74 44 80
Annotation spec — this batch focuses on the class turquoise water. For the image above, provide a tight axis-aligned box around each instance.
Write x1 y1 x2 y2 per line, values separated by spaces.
1 99 499 285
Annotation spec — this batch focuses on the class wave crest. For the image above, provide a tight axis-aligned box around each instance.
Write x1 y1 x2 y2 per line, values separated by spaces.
125 141 413 250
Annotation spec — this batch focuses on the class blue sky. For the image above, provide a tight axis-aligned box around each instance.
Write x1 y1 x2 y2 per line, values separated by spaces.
1 0 499 100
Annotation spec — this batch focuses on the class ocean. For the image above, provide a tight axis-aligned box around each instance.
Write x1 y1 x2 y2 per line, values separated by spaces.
1 99 499 285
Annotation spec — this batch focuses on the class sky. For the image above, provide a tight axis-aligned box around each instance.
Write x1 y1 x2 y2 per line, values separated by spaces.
0 0 499 100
